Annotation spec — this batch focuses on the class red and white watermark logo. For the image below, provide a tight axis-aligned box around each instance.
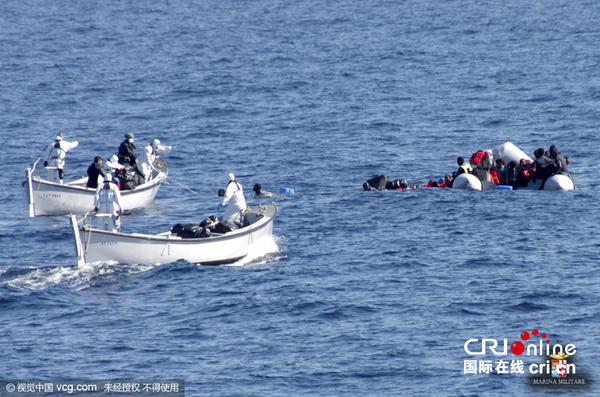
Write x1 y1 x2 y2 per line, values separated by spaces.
463 329 577 377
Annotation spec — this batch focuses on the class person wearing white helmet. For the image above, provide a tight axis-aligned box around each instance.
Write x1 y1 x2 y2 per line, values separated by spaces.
217 173 247 230
138 138 172 183
43 133 81 184
93 173 123 232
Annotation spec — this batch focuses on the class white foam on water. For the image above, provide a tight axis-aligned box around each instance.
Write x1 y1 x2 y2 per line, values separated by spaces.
1 261 160 291
224 235 285 267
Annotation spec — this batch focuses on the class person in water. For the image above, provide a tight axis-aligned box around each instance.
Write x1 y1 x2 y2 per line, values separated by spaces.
253 183 274 197
86 156 106 189
444 174 454 188
43 133 81 184
218 173 247 230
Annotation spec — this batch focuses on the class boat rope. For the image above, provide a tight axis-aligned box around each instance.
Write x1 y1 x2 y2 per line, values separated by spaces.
166 176 202 197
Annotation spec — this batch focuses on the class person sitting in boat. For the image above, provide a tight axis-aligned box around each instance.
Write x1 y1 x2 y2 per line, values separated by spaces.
86 156 106 189
515 158 533 187
43 133 81 184
138 139 172 183
117 133 137 166
506 161 518 187
217 173 247 230
492 158 506 185
93 173 123 233
529 148 555 186
104 155 122 173
452 157 473 178
548 145 570 177
252 183 274 198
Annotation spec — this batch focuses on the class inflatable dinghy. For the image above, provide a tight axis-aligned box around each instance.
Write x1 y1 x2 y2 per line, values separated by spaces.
452 142 574 191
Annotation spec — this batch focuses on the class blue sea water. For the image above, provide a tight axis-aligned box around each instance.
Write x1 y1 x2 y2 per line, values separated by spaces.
1 0 600 395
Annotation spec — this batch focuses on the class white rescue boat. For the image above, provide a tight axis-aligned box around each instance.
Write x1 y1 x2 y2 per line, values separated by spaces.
24 158 168 217
70 203 277 266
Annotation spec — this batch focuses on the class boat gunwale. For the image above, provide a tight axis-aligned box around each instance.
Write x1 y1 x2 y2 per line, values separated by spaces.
30 169 168 195
79 203 278 244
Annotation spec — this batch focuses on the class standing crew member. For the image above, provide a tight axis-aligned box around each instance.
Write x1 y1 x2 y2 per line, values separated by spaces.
118 133 137 166
86 156 106 189
94 174 123 232
218 173 247 230
138 138 172 182
43 133 81 184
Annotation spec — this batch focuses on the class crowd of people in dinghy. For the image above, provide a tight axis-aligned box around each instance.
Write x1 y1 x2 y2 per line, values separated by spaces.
363 144 572 191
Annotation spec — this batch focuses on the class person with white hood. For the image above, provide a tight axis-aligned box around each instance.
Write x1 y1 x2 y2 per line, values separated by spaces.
104 155 123 174
94 173 123 232
43 133 81 183
138 139 172 182
217 173 247 229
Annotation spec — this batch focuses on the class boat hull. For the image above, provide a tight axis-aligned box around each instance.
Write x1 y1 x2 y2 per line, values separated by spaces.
72 203 277 266
452 173 482 191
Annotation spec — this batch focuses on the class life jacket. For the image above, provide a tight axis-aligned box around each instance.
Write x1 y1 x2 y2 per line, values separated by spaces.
490 170 500 184
469 151 486 166
50 142 65 160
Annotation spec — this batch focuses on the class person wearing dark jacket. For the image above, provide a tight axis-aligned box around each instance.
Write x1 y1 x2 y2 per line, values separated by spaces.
453 157 473 178
86 156 106 189
118 133 137 166
549 145 570 177
493 158 506 185
506 161 518 187
530 147 555 184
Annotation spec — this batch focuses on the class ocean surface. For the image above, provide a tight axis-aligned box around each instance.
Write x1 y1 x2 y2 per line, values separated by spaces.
1 0 599 395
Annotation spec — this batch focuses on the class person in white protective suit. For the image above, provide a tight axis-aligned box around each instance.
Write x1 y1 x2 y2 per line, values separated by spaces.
138 139 172 183
217 173 247 230
104 155 123 174
43 133 81 184
93 174 123 232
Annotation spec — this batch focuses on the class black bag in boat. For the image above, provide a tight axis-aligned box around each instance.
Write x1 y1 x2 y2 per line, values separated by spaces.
171 223 211 238
200 215 233 234
367 175 388 190
115 166 138 190
213 222 232 234
200 215 219 229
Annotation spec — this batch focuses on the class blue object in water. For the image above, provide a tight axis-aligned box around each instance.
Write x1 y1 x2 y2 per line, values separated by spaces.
496 185 513 190
280 187 295 194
